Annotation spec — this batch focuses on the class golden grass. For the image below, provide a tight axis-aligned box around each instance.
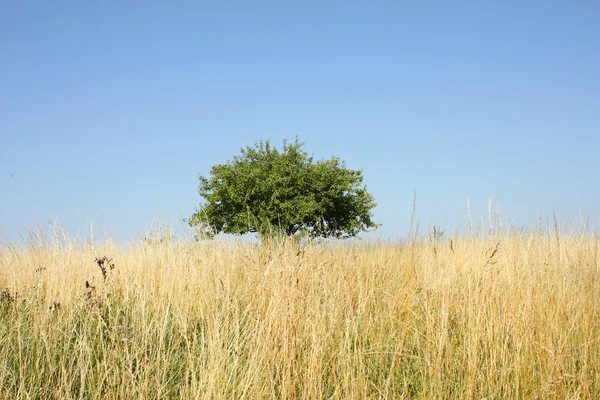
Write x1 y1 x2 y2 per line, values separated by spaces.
0 229 599 399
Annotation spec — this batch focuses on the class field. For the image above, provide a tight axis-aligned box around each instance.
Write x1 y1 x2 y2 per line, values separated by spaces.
0 227 599 399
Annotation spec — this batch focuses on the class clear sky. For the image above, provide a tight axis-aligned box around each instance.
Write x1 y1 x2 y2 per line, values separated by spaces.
1 1 599 243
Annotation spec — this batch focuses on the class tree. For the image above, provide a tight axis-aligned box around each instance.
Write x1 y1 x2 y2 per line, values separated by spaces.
188 138 379 240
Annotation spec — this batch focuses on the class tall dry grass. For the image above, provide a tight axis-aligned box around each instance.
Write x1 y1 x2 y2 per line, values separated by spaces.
0 226 599 399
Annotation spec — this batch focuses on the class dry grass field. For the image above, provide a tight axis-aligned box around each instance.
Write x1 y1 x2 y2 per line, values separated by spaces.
0 226 599 399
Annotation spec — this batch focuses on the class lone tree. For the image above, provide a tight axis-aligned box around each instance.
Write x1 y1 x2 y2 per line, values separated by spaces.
188 138 379 240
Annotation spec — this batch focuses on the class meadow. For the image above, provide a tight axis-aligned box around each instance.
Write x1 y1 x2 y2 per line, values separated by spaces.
0 225 598 399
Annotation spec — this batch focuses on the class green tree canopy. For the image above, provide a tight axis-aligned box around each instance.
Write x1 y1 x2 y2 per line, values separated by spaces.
188 138 379 240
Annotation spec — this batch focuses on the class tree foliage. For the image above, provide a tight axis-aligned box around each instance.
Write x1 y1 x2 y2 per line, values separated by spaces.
188 138 379 240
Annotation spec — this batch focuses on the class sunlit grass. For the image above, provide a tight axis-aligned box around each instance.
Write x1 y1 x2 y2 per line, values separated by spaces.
0 226 599 399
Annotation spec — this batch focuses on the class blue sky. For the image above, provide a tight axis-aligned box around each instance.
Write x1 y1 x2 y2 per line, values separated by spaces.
1 1 599 243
